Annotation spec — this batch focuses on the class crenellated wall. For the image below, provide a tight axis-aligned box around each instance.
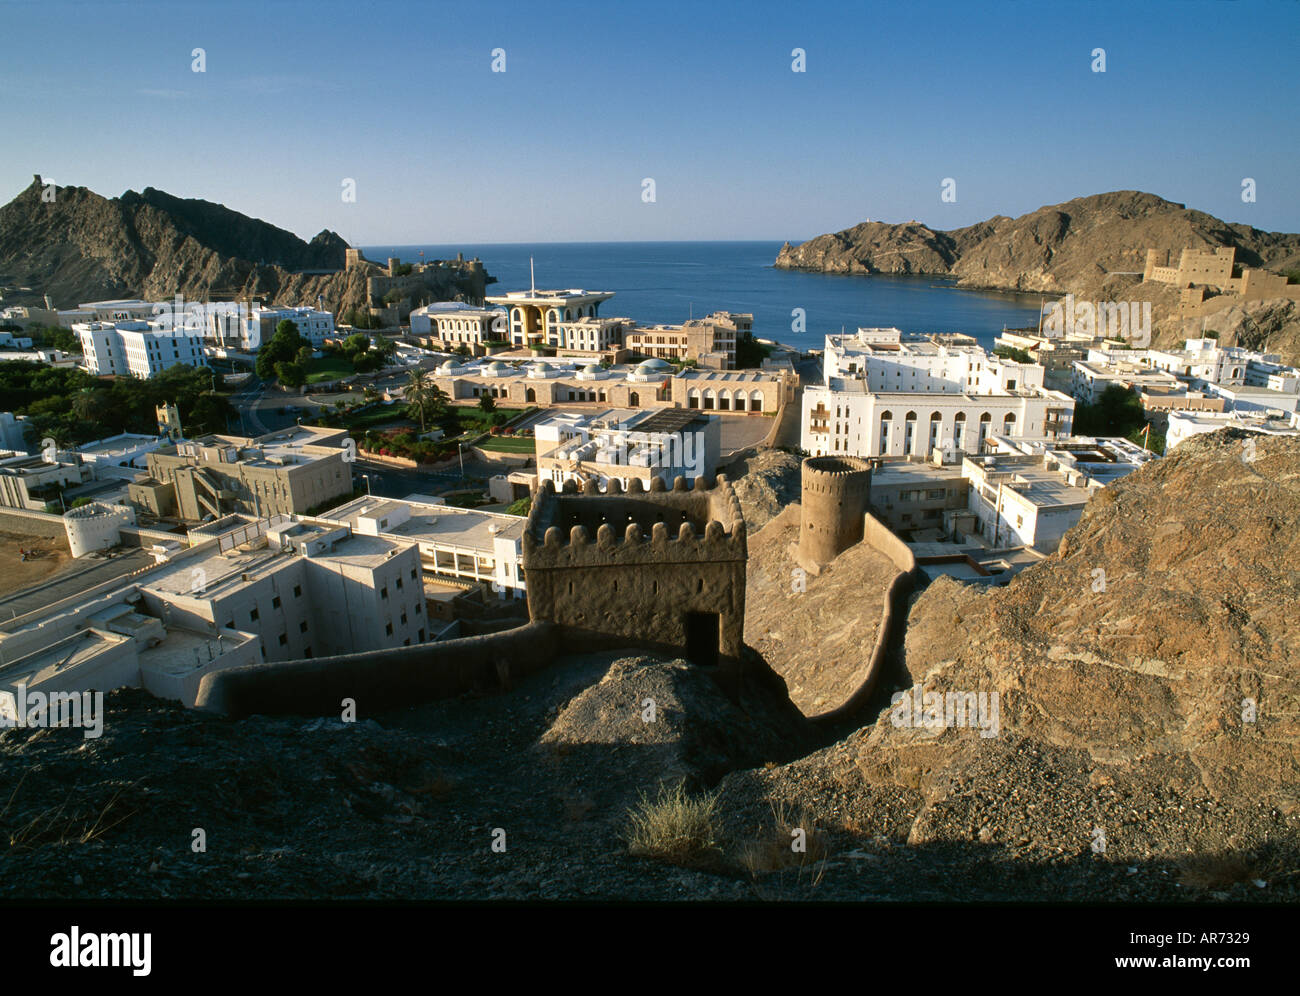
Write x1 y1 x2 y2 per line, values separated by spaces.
523 474 747 670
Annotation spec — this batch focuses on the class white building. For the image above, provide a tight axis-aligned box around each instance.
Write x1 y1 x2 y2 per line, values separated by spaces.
484 288 616 349
1166 409 1300 449
0 515 429 712
316 495 527 598
803 378 1073 460
75 320 207 378
409 302 508 347
534 407 721 491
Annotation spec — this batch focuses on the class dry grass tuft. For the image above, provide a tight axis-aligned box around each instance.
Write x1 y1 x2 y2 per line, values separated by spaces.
739 799 830 884
623 782 721 867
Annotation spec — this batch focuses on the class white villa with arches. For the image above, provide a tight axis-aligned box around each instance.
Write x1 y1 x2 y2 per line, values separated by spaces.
802 331 1074 459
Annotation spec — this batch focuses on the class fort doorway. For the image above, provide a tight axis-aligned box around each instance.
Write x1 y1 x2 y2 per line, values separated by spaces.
684 611 719 667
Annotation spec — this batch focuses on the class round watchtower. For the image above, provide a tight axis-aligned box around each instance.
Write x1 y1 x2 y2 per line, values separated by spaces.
799 456 873 568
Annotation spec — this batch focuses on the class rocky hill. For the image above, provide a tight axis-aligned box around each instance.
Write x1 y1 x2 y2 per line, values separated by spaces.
719 430 1300 899
1 432 1296 901
776 191 1300 297
0 176 488 317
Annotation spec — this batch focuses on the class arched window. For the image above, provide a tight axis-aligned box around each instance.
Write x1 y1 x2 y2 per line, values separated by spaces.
978 411 992 449
718 390 731 411
928 411 943 455
878 410 893 454
750 391 763 412
629 391 640 407
525 387 536 403
1002 412 1017 435
703 389 716 410
904 411 917 454
688 389 701 409
953 411 967 450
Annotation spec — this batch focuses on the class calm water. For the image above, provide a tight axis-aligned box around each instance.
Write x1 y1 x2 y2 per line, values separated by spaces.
360 241 1044 351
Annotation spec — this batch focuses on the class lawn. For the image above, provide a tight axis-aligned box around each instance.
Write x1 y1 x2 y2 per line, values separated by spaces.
304 356 355 384
477 436 537 453
342 404 415 432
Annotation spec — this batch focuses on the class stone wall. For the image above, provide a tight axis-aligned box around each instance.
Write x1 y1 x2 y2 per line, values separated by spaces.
195 620 558 718
0 507 68 544
810 511 924 727
523 475 748 671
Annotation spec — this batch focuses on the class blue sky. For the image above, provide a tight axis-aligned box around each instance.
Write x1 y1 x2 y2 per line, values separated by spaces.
3 0 1297 244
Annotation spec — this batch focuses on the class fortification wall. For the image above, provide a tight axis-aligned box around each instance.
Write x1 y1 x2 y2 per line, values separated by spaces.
0 507 68 543
195 621 559 718
810 511 923 728
524 474 747 667
798 456 872 569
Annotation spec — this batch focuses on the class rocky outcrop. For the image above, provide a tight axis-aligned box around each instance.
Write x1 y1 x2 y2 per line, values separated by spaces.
0 176 489 317
777 190 1300 297
718 431 1300 898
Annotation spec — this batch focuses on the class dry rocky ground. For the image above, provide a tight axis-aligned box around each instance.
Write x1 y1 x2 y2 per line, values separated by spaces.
2 433 1297 901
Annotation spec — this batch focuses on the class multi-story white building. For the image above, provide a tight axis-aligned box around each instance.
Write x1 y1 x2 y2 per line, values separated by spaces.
316 495 527 598
408 302 508 348
534 407 721 491
0 515 429 713
962 437 1156 552
484 288 616 349
75 320 208 378
803 333 1074 459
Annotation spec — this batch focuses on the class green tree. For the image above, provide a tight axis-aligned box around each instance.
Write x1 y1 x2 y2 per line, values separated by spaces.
275 361 306 391
256 320 309 379
478 393 496 413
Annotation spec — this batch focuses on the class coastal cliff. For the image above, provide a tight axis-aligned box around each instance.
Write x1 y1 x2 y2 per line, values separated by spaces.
778 190 1300 361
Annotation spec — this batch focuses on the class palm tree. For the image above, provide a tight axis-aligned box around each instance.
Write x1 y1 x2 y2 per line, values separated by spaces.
406 368 431 430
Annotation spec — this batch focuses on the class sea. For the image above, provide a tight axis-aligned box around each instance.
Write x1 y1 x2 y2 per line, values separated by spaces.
358 241 1045 352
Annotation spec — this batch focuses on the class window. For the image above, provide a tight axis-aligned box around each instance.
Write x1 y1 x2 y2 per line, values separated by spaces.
304 647 312 658
400 612 408 625
385 622 393 636
294 585 302 598
418 628 425 642
272 596 281 609
415 603 422 614
250 608 259 622
410 568 418 581
396 576 403 590
380 586 388 600
278 633 287 646
299 621 308 633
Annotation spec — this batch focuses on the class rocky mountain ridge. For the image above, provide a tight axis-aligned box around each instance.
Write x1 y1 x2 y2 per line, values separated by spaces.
0 176 487 318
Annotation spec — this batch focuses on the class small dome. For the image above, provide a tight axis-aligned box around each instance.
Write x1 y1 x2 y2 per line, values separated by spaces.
637 358 672 371
582 363 601 375
484 361 512 376
439 359 459 373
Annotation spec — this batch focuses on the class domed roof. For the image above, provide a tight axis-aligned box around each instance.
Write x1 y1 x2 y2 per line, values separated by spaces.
637 357 673 371
582 363 601 375
438 359 459 373
484 361 513 376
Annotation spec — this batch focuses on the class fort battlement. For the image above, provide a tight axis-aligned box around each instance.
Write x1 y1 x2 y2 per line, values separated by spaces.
524 474 745 568
523 474 747 670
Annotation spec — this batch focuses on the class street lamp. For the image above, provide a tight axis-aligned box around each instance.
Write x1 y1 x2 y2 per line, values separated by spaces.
361 473 372 496
457 441 465 481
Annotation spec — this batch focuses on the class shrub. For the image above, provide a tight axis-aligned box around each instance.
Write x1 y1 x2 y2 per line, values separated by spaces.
623 783 720 867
